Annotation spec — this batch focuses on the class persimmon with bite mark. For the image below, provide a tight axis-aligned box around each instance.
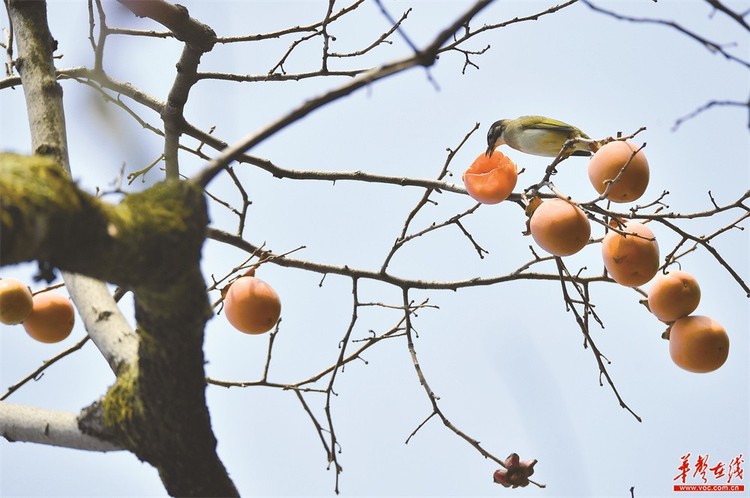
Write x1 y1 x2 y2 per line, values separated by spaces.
462 151 518 204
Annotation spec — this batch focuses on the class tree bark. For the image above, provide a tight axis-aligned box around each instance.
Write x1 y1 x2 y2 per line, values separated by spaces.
2 2 238 495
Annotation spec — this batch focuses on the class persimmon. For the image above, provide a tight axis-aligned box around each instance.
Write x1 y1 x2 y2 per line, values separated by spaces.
669 315 729 373
602 221 659 287
0 278 34 325
462 151 518 204
648 270 701 322
529 198 591 256
23 293 75 343
588 140 649 203
224 276 281 334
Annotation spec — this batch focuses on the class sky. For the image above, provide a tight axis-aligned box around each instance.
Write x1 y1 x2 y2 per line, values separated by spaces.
1 1 748 497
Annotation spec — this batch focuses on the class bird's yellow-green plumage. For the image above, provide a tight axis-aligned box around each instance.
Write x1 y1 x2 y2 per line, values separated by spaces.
486 115 591 157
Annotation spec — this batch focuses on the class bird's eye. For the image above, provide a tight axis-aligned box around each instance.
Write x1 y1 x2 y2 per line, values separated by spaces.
487 121 504 144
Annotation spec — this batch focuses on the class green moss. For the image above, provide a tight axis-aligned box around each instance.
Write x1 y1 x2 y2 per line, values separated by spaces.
0 153 108 268
2 154 229 491
107 179 208 289
117 180 193 233
1 154 209 289
101 363 143 450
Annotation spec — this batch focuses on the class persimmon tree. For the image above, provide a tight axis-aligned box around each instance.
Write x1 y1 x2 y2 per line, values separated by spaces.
1 0 748 496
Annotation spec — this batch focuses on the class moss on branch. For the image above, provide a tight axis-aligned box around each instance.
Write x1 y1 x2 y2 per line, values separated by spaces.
0 153 206 288
1 152 237 496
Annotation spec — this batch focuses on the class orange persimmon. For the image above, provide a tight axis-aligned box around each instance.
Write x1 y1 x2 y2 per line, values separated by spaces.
0 278 33 325
224 276 281 334
588 140 649 203
462 151 518 204
648 270 701 322
23 293 75 343
669 315 729 373
529 198 591 256
602 221 659 287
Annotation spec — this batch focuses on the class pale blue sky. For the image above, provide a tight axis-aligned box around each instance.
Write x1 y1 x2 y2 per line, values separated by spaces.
1 1 748 496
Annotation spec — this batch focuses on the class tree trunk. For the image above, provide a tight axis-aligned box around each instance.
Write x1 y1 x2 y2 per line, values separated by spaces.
4 2 238 495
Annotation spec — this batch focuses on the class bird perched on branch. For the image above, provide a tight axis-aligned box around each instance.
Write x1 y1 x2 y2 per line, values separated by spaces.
486 115 593 158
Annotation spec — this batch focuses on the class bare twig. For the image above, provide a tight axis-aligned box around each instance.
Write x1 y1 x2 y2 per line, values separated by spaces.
217 0 366 44
654 215 750 296
331 8 410 58
672 99 750 131
206 226 612 291
705 0 750 32
400 287 545 487
1 336 91 401
193 0 495 188
554 258 642 422
581 0 750 69
381 123 481 272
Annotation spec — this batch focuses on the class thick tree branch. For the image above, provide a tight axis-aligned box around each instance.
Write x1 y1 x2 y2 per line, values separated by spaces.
0 402 121 452
0 152 238 496
6 0 67 164
118 0 216 179
63 275 138 373
117 0 215 51
6 0 136 376
3 2 236 490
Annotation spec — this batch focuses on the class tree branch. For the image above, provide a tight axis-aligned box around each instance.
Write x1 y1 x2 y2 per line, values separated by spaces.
117 0 216 51
705 0 750 32
0 402 121 452
582 0 750 69
118 0 217 179
192 0 495 188
6 0 135 377
63 275 138 372
0 152 239 496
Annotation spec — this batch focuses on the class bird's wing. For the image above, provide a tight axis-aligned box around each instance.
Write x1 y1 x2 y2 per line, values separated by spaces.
523 116 591 139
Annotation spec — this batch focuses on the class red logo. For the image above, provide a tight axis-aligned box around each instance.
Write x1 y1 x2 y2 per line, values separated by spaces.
673 453 745 492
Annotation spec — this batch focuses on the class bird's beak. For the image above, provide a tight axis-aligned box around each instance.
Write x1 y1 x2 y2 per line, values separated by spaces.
485 145 494 157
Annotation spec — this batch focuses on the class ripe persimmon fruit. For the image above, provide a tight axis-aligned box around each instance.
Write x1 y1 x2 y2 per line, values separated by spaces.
224 276 281 334
669 315 729 373
0 278 34 325
529 198 591 256
588 140 649 203
462 151 518 204
602 220 659 287
23 292 75 343
647 270 701 322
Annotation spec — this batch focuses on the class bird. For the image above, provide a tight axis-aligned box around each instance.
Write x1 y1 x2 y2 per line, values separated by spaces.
486 115 593 158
